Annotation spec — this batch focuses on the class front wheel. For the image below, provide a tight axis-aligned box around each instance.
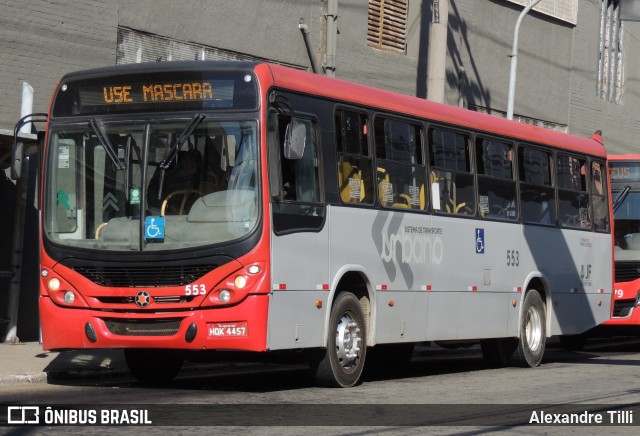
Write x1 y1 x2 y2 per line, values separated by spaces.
311 292 367 387
124 349 183 384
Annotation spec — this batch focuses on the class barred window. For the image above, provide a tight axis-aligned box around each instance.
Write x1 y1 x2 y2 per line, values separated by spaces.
367 0 407 54
116 27 304 69
597 0 624 104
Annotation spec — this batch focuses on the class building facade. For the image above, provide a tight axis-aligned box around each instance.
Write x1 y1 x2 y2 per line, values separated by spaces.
1 0 640 339
1 0 639 152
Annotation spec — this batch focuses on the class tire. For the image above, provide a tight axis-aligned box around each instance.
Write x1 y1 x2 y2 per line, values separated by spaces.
481 290 546 368
311 292 367 387
124 348 183 384
510 290 547 367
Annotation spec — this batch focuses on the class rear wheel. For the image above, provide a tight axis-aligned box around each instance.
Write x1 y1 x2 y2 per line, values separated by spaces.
511 290 546 367
481 290 546 368
311 292 367 387
124 349 183 384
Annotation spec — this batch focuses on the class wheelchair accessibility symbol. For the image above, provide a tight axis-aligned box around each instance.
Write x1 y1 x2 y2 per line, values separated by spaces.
476 228 484 254
145 216 165 240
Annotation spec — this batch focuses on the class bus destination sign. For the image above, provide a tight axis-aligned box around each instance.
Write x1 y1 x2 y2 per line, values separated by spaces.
103 81 214 104
610 162 640 182
52 70 257 117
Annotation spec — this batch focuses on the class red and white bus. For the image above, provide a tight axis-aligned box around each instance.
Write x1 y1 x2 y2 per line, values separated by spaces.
606 155 640 331
13 61 612 387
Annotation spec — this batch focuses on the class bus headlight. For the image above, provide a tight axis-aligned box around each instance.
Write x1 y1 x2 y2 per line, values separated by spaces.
48 278 61 291
234 275 247 289
219 289 231 303
63 291 75 305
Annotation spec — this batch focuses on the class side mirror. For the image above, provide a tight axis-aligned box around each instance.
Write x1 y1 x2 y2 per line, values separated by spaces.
11 141 24 180
284 122 306 160
12 113 47 180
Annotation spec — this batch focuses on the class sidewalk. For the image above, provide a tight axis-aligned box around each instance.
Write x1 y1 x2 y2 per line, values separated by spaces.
0 342 127 385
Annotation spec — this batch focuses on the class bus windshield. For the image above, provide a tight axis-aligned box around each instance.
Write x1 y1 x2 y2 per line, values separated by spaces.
44 118 259 251
613 189 640 261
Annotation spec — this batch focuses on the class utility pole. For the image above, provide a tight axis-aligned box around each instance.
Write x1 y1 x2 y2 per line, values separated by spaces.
324 0 338 77
506 0 542 120
427 0 449 103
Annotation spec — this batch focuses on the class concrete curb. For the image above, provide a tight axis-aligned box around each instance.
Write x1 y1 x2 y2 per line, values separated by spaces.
0 373 48 386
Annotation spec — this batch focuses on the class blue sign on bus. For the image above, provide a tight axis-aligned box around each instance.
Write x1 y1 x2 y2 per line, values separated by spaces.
476 228 485 254
145 216 165 240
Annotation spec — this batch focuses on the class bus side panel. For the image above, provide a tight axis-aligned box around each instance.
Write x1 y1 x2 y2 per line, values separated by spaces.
267 219 329 350
519 226 612 336
267 290 328 349
440 219 519 340
375 291 428 344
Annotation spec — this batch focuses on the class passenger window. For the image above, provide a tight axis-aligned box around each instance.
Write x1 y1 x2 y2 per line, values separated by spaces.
336 110 373 205
269 111 325 234
429 128 474 215
590 160 609 232
518 147 555 225
476 138 516 220
375 118 426 210
557 154 589 229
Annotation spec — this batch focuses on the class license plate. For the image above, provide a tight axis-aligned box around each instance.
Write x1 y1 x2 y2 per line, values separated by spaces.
208 322 248 337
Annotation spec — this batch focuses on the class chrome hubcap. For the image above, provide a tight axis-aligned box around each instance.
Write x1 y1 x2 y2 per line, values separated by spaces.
525 306 543 352
335 313 362 368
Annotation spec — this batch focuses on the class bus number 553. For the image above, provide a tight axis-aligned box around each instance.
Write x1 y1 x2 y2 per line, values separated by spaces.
507 250 520 267
185 284 207 295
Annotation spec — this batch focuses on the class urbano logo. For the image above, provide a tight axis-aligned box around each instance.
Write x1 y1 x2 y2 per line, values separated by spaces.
371 211 444 289
380 227 444 265
7 406 40 424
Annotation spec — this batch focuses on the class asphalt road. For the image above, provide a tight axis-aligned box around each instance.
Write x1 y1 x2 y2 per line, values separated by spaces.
2 338 640 435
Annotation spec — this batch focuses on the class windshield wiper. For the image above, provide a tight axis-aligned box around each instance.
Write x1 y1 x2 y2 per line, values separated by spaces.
156 113 206 200
158 114 206 170
613 185 631 214
89 118 125 170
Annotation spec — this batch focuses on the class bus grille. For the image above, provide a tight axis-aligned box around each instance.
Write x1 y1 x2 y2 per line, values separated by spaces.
614 262 640 283
103 318 182 336
73 264 214 287
95 296 196 304
612 299 636 318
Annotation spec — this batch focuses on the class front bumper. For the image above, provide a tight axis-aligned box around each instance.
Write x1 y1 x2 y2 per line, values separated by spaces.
40 293 269 352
